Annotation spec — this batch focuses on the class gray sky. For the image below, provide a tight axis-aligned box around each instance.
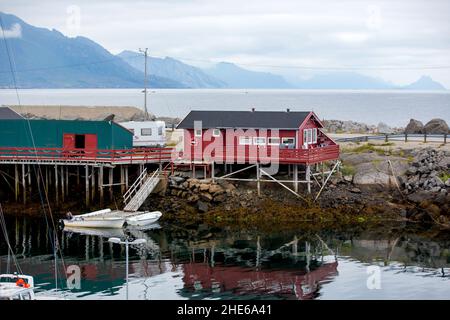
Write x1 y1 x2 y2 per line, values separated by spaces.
2 0 450 86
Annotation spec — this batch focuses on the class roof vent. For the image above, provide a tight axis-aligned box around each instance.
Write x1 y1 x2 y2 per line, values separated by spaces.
251 108 255 112
286 108 290 112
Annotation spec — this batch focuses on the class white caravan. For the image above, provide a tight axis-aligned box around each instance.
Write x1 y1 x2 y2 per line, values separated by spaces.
120 121 166 147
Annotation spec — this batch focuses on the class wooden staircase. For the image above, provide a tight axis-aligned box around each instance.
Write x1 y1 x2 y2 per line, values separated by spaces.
123 168 161 212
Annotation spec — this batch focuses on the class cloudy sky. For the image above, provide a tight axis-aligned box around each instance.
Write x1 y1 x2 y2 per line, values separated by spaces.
2 0 450 86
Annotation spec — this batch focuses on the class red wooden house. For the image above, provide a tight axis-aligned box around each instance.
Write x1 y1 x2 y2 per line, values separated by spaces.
177 109 339 165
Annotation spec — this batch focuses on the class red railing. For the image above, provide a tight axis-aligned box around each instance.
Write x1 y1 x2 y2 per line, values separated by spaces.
0 147 175 164
185 144 340 164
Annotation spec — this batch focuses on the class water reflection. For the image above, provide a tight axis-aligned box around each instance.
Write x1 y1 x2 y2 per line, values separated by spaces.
0 216 449 300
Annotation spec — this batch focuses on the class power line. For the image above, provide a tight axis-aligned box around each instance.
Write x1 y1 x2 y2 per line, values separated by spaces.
0 50 449 75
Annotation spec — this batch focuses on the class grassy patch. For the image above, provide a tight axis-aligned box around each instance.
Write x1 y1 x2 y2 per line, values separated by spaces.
341 164 356 176
350 143 387 155
439 171 450 182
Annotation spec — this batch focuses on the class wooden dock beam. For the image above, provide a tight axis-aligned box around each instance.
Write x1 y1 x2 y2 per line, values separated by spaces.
85 165 90 207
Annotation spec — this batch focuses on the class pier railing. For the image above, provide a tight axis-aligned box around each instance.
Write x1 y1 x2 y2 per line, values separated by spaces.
334 133 448 144
0 147 175 164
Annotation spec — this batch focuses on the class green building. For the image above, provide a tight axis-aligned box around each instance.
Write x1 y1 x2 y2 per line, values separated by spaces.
0 119 133 150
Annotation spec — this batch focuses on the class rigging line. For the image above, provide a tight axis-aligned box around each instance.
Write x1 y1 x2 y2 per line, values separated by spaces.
0 16 68 280
0 203 23 275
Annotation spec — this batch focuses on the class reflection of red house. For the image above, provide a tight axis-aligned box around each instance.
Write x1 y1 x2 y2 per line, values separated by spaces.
177 110 339 164
182 262 338 300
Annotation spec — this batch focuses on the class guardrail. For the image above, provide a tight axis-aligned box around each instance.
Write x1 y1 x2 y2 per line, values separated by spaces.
335 133 448 144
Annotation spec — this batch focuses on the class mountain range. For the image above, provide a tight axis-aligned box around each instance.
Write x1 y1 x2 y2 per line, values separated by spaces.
0 12 447 90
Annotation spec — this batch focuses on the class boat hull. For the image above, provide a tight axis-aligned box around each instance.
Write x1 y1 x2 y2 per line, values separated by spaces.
125 211 162 226
62 218 125 229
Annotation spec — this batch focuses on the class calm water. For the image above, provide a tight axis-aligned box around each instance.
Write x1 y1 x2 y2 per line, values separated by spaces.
1 216 449 300
0 89 449 127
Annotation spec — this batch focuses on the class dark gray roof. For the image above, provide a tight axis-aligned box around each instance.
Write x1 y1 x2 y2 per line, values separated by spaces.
0 106 24 120
177 110 313 129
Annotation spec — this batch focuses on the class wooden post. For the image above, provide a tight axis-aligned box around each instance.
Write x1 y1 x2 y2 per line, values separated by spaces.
385 134 388 142
65 166 69 195
91 166 96 201
120 166 125 194
293 164 298 193
109 167 113 200
14 164 19 202
61 166 65 202
424 132 427 143
99 166 104 205
211 162 215 182
45 166 49 194
256 163 261 196
22 164 27 204
76 166 80 185
54 165 58 205
203 165 207 179
444 134 447 144
306 165 311 194
125 165 129 189
27 164 32 195
405 133 408 143
192 165 196 179
85 165 90 207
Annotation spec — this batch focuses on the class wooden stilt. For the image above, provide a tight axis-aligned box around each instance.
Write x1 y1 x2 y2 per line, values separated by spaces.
85 165 90 207
120 166 125 194
76 166 80 185
125 166 129 189
109 167 113 200
21 164 26 204
45 166 49 194
294 164 298 193
211 162 215 182
14 164 18 202
91 166 96 201
65 166 69 195
61 166 65 202
27 164 32 196
99 166 104 205
192 165 196 179
306 165 311 194
54 165 58 205
256 163 261 196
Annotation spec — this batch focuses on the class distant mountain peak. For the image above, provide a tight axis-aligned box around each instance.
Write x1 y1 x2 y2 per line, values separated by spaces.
403 75 446 91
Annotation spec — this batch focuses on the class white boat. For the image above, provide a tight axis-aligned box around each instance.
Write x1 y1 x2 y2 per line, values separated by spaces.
0 274 63 300
61 209 125 229
125 211 162 226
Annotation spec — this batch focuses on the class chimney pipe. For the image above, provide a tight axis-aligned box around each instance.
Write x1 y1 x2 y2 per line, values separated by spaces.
286 108 290 112
251 108 255 112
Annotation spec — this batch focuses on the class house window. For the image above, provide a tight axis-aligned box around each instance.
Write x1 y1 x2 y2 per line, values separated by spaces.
239 136 252 145
158 127 163 136
253 137 267 145
282 137 295 145
213 129 221 137
303 129 317 145
195 129 202 137
141 128 152 136
268 137 280 145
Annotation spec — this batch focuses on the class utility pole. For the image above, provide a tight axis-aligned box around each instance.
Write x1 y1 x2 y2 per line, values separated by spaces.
139 48 149 120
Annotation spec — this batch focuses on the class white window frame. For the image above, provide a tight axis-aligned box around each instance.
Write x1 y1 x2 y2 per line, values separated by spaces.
312 128 317 144
253 137 267 145
282 137 295 145
268 137 281 145
158 127 163 136
141 128 152 136
212 129 221 137
194 129 202 137
239 136 252 145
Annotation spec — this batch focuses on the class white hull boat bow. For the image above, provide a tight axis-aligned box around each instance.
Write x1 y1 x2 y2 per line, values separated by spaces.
125 211 162 226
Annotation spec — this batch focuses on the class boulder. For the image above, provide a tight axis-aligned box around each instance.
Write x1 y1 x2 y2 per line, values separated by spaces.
199 183 210 192
208 184 224 195
405 119 424 134
424 118 449 134
377 122 393 134
200 192 213 202
196 200 209 213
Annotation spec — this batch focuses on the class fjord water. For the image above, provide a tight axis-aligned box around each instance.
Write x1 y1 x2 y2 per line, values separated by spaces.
0 89 449 127
1 215 449 300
